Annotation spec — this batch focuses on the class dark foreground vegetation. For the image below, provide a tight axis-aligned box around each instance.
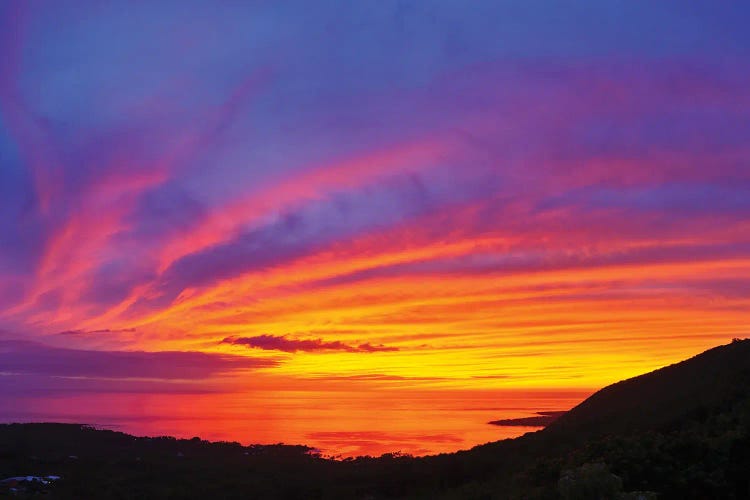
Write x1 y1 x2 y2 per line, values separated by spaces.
2 339 749 499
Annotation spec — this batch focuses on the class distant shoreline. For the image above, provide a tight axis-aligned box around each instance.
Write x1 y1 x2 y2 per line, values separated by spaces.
488 410 566 427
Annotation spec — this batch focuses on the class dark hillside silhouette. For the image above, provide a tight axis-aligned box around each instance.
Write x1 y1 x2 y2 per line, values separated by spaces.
545 338 750 443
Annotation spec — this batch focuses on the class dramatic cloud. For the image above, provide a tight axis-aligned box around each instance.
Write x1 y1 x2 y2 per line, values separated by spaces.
0 340 276 380
222 335 398 353
57 328 137 336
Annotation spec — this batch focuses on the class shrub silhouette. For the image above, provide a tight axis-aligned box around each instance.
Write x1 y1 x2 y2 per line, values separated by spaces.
559 462 623 500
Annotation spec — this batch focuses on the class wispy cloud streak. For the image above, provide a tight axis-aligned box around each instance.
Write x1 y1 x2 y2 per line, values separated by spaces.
222 334 398 353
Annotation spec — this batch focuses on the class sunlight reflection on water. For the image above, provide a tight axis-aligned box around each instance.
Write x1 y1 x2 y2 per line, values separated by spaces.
2 389 590 457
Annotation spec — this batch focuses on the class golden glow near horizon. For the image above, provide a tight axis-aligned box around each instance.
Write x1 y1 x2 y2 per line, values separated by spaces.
60 211 750 391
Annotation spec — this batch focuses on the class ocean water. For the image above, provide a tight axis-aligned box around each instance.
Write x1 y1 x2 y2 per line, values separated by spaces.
2 388 590 457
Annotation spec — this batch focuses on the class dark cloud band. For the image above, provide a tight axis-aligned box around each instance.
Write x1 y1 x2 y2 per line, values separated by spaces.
221 335 398 353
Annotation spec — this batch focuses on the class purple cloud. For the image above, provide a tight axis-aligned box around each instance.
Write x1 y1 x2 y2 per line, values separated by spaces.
222 335 398 353
57 328 137 336
0 340 276 380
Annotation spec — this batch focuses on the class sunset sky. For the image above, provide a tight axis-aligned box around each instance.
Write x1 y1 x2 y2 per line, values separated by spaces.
1 1 749 455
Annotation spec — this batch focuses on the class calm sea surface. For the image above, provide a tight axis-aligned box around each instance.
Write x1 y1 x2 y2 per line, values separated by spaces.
3 389 590 457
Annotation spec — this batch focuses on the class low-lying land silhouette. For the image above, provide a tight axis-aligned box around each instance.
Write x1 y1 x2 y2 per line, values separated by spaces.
2 339 749 499
489 411 567 427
